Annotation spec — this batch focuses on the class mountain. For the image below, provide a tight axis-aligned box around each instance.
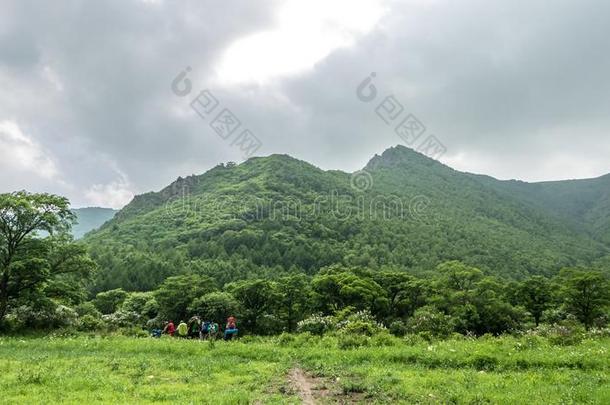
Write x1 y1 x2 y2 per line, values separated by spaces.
72 207 117 239
83 146 610 292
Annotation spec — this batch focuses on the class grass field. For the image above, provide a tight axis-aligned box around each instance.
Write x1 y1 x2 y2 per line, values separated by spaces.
0 333 608 404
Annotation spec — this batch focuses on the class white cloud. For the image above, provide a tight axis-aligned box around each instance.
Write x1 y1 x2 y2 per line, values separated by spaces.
41 65 64 92
0 120 59 179
214 0 387 85
85 170 134 209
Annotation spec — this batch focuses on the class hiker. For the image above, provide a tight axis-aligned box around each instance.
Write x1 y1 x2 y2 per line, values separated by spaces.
202 320 219 340
178 320 188 337
224 315 238 340
188 316 201 339
208 321 219 340
200 320 210 340
163 320 176 337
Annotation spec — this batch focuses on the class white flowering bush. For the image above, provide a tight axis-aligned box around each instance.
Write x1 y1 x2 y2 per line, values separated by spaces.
102 310 141 328
297 310 387 337
337 310 386 336
297 313 335 335
406 306 454 338
5 303 77 330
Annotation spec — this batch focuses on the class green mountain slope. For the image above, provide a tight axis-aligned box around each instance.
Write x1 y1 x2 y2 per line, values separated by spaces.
84 146 610 292
72 207 117 239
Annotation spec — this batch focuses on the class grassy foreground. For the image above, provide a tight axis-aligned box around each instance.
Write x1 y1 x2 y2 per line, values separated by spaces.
0 333 608 404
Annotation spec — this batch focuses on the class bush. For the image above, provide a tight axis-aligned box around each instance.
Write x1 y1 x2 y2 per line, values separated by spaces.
94 289 128 314
389 320 408 337
338 334 369 349
74 302 102 318
102 311 141 329
256 314 283 336
587 327 610 339
6 303 78 331
406 306 454 338
276 332 296 346
370 330 399 346
77 314 104 332
121 292 158 320
337 310 386 336
533 320 586 346
118 326 149 338
297 314 335 335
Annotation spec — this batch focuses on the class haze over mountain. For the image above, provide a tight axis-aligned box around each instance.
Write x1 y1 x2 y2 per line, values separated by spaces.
84 146 610 292
72 207 117 239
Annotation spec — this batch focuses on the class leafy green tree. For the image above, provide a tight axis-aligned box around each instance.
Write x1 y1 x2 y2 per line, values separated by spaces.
0 191 94 325
154 274 217 322
437 261 484 292
558 268 609 329
406 305 454 338
189 291 240 324
515 276 553 326
276 274 311 332
373 271 428 319
472 278 526 334
94 288 128 314
121 291 158 319
225 279 280 334
312 268 388 314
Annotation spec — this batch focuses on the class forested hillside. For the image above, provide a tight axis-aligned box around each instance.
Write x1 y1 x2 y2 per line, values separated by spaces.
84 146 610 293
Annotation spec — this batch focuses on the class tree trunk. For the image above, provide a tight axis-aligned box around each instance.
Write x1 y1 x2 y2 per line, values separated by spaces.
0 275 8 324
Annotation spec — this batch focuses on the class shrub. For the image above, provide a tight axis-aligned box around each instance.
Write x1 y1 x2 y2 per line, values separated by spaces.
74 302 102 318
277 332 296 346
102 311 141 329
389 320 408 337
338 334 369 349
77 314 104 332
533 320 586 346
121 292 158 320
118 326 149 338
6 303 78 331
337 310 386 336
297 314 335 335
370 330 399 346
587 327 610 338
94 289 128 314
406 306 454 338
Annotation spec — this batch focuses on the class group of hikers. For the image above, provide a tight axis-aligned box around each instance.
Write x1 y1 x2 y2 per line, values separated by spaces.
153 316 239 340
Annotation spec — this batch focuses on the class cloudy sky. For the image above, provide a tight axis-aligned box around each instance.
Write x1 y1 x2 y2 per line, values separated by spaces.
1 0 609 208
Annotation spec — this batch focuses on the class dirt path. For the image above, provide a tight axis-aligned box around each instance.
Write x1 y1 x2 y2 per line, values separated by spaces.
288 368 316 405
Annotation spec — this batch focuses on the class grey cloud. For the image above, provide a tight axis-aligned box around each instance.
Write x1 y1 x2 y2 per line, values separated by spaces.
1 0 609 207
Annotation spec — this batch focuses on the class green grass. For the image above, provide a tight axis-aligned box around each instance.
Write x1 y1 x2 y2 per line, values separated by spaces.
0 333 608 404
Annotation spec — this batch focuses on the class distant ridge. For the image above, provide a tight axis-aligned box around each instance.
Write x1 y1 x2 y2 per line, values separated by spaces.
83 145 610 292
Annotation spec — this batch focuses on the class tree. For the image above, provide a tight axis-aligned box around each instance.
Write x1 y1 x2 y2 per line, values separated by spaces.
121 291 158 319
94 288 128 314
188 291 240 324
276 274 311 332
558 268 609 329
515 276 553 326
0 191 94 325
225 279 280 334
312 268 388 315
373 271 427 319
437 261 484 292
154 274 217 322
